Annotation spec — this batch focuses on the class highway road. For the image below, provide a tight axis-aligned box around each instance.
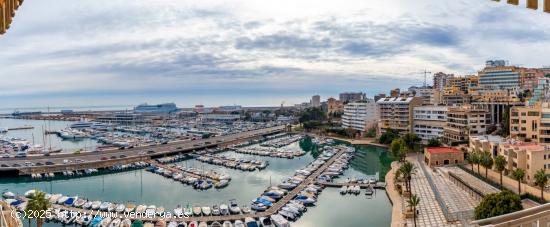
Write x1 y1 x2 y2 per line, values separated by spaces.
0 125 286 175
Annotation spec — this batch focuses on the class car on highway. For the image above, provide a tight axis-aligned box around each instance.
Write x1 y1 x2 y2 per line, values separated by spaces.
1 164 9 167
12 164 21 167
24 162 34 167
45 161 55 165
147 150 155 154
119 154 127 158
35 162 44 166
63 159 72 164
100 157 108 161
1 154 10 158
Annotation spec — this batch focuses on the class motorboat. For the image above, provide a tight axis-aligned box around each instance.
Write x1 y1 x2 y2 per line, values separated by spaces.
24 189 36 198
210 222 222 227
234 220 245 227
132 220 144 227
125 203 136 213
145 205 157 216
278 210 295 221
90 216 103 227
144 222 154 227
155 220 166 227
245 217 259 227
270 214 289 227
211 204 220 215
91 201 102 210
2 191 15 199
99 217 112 227
74 198 87 208
259 217 273 227
108 203 117 212
121 219 132 227
64 196 78 206
198 222 207 227
156 206 165 214
222 221 233 227
241 204 251 214
81 214 94 226
183 205 193 217
177 222 187 227
168 222 178 227
219 204 230 215
188 221 198 227
192 206 202 216
173 205 183 217
116 204 126 213
201 206 211 216
100 202 111 211
229 200 241 214
57 196 69 204
251 203 267 211
136 204 147 213
109 218 121 227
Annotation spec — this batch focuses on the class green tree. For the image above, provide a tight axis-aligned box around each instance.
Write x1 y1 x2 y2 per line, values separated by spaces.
25 190 50 227
408 194 421 227
474 191 522 220
399 161 416 194
480 151 494 179
494 155 507 188
402 133 421 152
379 128 399 144
391 139 406 161
511 168 526 195
426 137 442 147
534 168 548 202
501 106 510 137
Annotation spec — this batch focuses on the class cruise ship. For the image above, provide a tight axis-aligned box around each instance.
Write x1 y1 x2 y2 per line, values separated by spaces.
133 103 178 113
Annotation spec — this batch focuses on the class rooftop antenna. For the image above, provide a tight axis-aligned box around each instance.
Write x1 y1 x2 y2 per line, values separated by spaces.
422 69 432 88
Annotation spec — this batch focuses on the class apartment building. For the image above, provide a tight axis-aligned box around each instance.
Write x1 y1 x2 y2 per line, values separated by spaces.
342 99 378 131
339 92 366 103
469 135 506 157
443 105 490 144
479 62 520 89
467 135 550 184
413 106 448 143
377 96 423 135
510 102 550 143
327 97 344 115
433 72 454 91
498 142 550 184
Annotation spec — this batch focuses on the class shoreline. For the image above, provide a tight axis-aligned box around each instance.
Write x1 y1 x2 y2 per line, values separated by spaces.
385 161 404 227
328 137 389 148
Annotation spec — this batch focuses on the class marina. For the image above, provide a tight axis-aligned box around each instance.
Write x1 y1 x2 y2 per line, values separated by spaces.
0 124 393 227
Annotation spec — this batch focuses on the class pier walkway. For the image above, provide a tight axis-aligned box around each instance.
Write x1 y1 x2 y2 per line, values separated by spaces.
317 181 386 189
144 160 220 183
47 146 349 223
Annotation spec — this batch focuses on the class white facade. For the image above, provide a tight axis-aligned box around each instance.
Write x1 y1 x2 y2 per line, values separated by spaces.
311 95 321 107
413 106 448 142
342 99 379 131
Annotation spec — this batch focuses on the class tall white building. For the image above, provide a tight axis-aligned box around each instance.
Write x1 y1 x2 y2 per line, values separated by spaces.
413 106 448 143
342 99 379 131
311 95 321 107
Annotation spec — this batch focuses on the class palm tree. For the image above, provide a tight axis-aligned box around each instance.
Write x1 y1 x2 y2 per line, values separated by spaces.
25 190 50 227
399 161 416 194
469 151 481 174
408 194 421 227
534 169 548 202
494 155 506 188
511 168 526 195
480 151 494 179
467 152 477 172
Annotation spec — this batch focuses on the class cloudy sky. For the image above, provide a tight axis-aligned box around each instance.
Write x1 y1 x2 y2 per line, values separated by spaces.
1 0 549 109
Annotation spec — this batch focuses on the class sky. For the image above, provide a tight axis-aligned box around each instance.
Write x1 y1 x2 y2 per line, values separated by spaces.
1 0 550 109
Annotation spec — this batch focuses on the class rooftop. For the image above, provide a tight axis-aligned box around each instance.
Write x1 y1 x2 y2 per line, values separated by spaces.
426 147 461 154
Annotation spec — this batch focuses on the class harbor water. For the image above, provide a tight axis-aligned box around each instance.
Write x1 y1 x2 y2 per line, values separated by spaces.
0 120 393 227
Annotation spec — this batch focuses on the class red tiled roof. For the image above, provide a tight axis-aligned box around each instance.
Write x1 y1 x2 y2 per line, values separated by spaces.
426 147 460 154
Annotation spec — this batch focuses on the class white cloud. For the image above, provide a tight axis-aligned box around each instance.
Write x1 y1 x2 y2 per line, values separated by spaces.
0 0 549 107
